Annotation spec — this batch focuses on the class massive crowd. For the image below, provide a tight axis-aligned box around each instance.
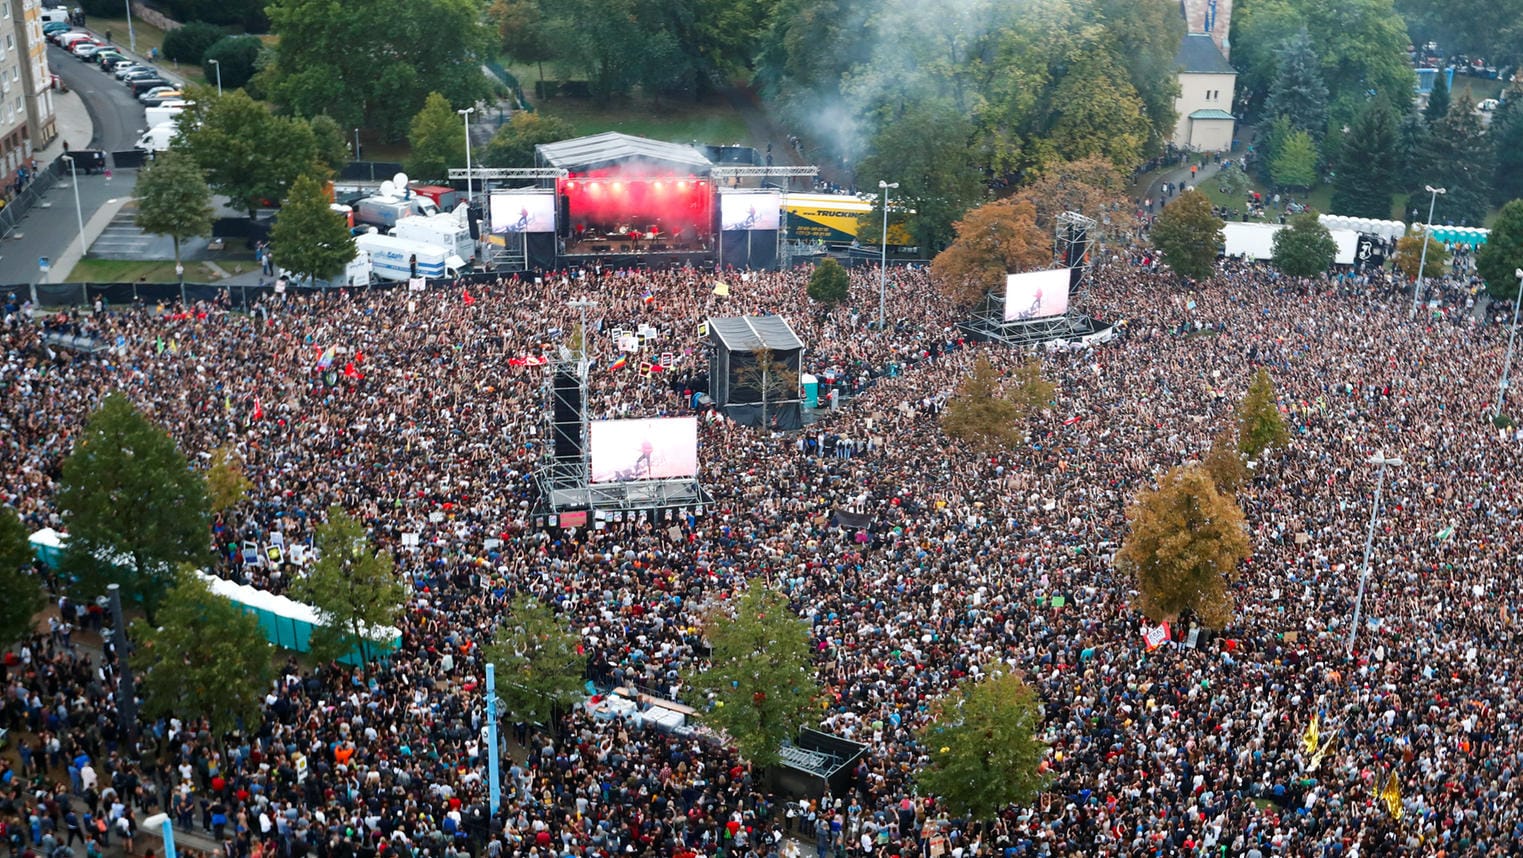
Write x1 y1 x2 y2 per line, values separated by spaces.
1 236 1521 858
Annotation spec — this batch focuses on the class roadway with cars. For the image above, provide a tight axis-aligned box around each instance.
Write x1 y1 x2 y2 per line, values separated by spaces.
49 43 153 152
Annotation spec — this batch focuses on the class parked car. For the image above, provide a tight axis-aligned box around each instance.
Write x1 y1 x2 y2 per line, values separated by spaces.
103 58 134 74
1478 98 1501 112
140 90 183 107
129 78 171 97
56 32 94 49
138 85 177 101
120 69 161 84
114 63 150 79
42 22 71 38
94 52 126 70
72 42 105 59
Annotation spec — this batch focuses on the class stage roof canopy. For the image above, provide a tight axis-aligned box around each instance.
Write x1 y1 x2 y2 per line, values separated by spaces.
537 132 713 173
708 315 804 353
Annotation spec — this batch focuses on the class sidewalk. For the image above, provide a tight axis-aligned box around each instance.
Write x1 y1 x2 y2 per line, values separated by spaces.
40 86 97 157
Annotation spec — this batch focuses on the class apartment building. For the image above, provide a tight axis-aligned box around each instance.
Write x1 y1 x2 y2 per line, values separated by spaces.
0 0 56 189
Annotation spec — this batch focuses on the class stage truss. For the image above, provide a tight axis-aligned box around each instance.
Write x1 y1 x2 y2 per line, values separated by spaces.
1056 211 1098 304
710 166 819 179
449 167 565 181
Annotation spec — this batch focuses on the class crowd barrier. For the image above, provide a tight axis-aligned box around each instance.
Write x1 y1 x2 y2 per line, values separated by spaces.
14 270 511 310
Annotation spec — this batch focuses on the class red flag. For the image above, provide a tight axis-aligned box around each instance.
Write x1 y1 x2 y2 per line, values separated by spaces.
343 361 362 379
252 397 264 421
1063 414 1083 426
462 289 475 306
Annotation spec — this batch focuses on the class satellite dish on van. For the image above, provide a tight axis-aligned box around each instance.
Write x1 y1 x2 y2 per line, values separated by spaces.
379 180 396 198
393 172 409 190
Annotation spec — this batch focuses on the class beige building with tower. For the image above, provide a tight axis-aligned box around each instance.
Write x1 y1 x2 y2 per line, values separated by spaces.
1171 0 1237 152
0 0 56 188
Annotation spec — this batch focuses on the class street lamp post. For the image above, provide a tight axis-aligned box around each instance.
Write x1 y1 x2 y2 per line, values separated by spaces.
484 663 501 818
208 58 221 96
65 158 84 263
1347 452 1403 658
124 0 136 53
143 814 175 858
877 180 898 331
1496 268 1523 422
458 107 476 205
1412 185 1446 317
353 128 361 162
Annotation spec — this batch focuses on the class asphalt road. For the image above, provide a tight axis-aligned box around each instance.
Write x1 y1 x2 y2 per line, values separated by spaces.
49 44 149 151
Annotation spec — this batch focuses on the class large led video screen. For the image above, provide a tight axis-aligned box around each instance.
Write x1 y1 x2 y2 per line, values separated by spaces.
720 191 781 231
589 417 699 483
490 191 557 234
1003 268 1072 321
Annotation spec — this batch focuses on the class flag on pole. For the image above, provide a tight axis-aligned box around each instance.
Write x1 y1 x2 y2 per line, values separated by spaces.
608 356 628 371
1308 729 1338 771
712 281 730 297
1382 772 1402 819
1435 525 1454 542
642 291 655 305
1063 414 1083 426
463 289 476 306
1302 714 1320 756
316 346 336 371
1141 622 1170 651
252 397 263 421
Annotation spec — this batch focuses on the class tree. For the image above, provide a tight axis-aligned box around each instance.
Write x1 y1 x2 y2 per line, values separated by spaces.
56 394 211 623
1116 465 1250 628
1215 163 1254 203
931 198 1051 307
1270 130 1318 190
270 174 356 286
1331 96 1399 218
1264 29 1328 136
1272 211 1338 277
806 257 849 304
1009 157 1128 234
1394 232 1450 281
134 150 214 274
1416 92 1495 225
1150 190 1224 281
941 356 1052 450
488 0 554 81
1236 368 1289 460
484 596 585 725
202 36 264 90
205 447 252 515
1200 431 1249 494
290 507 405 665
308 114 351 172
0 507 42 646
915 663 1049 820
1476 200 1523 299
264 0 492 140
1395 110 1429 194
405 93 466 183
482 112 576 169
736 348 800 431
685 580 818 766
1046 47 1152 168
177 90 319 219
854 98 984 254
1491 108 1523 207
162 20 224 64
134 571 274 739
1423 72 1450 123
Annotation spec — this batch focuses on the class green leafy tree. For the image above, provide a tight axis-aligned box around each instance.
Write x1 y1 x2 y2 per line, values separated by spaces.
806 257 849 305
271 174 357 287
931 198 1051 307
1395 110 1429 194
1046 47 1151 168
1264 29 1328 136
134 150 215 274
482 112 576 169
1394 232 1450 281
1416 92 1494 224
685 580 819 766
405 93 466 182
289 507 406 665
0 507 43 646
1423 72 1450 123
162 20 224 64
1236 368 1290 459
1272 211 1338 277
1216 163 1253 203
488 0 554 82
1331 96 1399 218
942 356 1053 450
1475 200 1523 299
177 90 319 219
264 0 492 140
205 446 252 515
736 348 800 431
308 114 352 172
134 571 275 739
56 394 211 623
1395 0 1523 70
203 36 264 90
854 98 985 253
915 663 1049 820
1270 130 1318 190
1491 108 1523 206
1150 190 1224 281
1116 465 1251 628
484 596 585 725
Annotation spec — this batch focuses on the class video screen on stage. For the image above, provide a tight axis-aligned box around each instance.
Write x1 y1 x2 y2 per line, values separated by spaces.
720 191 781 231
490 191 557 234
589 417 699 483
1003 268 1071 321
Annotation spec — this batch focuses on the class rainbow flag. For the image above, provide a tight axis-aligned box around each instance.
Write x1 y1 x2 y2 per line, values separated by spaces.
641 292 655 305
608 355 628 371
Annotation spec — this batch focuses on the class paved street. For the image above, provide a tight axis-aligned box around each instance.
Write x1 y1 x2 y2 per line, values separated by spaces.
52 43 151 152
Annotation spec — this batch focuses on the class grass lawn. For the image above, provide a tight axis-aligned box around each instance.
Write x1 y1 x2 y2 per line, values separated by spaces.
531 94 752 145
87 16 208 86
66 257 256 283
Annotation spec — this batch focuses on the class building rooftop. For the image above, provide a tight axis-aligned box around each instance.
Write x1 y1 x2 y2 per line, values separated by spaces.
1189 108 1236 120
1176 33 1235 75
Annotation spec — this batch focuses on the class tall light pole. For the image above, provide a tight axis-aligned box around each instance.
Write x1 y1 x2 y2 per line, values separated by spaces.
1347 452 1403 658
1496 268 1523 422
208 58 221 96
484 663 501 819
124 0 136 53
353 128 361 161
65 157 84 260
459 107 476 205
1412 185 1446 317
877 180 898 331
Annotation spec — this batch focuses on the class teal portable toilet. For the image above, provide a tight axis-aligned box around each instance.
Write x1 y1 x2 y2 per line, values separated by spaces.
800 373 819 408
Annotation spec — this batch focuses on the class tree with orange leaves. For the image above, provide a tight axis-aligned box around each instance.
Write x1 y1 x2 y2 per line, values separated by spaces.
931 198 1051 306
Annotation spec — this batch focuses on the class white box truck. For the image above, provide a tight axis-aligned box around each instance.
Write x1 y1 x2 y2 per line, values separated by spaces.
390 214 474 262
134 122 175 152
353 233 464 282
354 195 438 229
145 104 186 129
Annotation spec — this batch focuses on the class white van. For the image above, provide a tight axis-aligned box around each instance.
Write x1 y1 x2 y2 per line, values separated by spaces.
39 7 70 25
134 122 176 153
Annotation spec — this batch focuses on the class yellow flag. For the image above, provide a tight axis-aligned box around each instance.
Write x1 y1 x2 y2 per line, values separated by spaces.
1302 714 1320 756
712 281 730 297
1308 731 1338 772
1382 772 1402 820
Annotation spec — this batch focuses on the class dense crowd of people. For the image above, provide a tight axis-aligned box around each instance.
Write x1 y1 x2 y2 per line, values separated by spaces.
1 236 1521 858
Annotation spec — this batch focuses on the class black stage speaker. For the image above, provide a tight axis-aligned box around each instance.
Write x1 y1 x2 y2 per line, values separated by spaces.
551 370 583 461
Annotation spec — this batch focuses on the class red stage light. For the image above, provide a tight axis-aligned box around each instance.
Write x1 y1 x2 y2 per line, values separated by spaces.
612 181 624 191
566 181 576 190
697 181 706 187
677 181 687 191
652 181 664 191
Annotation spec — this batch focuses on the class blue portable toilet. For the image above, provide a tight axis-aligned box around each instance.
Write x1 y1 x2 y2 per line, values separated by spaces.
800 373 819 408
